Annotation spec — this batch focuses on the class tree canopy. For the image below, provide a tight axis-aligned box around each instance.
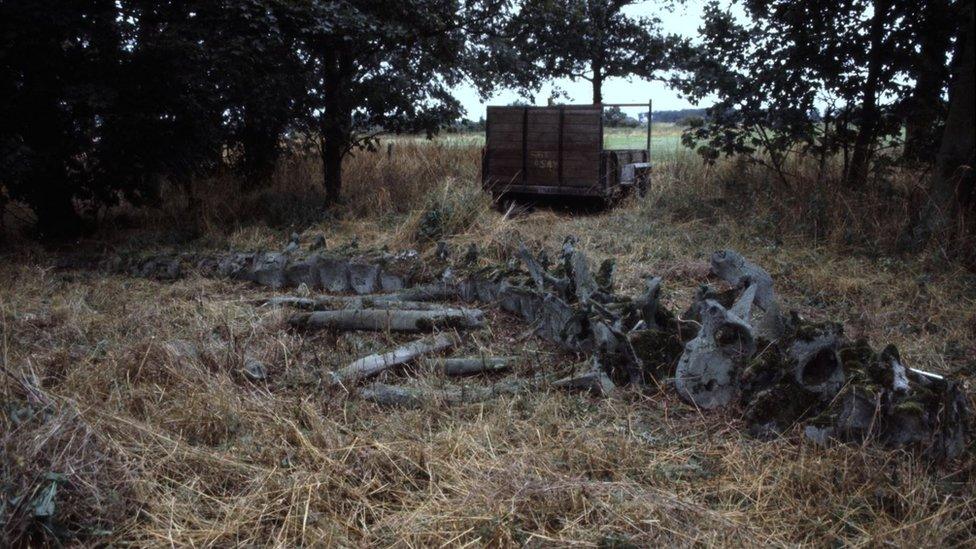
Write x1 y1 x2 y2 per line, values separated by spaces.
676 0 966 187
0 0 524 233
512 0 686 103
294 0 521 201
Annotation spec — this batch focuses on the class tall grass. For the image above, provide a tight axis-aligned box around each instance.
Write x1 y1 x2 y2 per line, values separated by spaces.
125 132 971 267
145 140 481 234
639 147 975 265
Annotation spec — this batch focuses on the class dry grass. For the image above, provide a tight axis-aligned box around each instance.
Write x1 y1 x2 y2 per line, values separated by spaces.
1 140 974 546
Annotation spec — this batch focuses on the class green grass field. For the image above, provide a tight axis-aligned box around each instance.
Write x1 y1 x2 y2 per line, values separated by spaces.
387 123 688 162
602 125 684 160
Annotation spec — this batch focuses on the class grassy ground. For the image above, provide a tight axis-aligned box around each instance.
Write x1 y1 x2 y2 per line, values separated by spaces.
602 124 684 154
1 141 974 546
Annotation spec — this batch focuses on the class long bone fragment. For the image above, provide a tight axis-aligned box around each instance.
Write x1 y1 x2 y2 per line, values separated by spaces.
328 333 455 387
437 357 515 376
290 308 484 332
257 295 449 311
360 379 527 407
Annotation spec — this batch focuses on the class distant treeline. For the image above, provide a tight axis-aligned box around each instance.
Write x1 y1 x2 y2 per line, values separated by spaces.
449 106 710 132
651 109 708 124
448 108 708 132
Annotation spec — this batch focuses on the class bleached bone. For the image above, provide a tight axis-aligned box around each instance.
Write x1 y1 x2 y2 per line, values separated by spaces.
675 299 756 408
635 276 664 329
710 250 785 340
518 244 547 291
328 333 455 387
290 308 484 332
246 252 288 288
518 244 570 297
536 293 588 350
878 345 910 393
360 379 527 407
437 357 514 376
728 283 756 322
243 357 268 380
587 313 645 384
554 357 617 397
217 252 414 294
257 295 449 311
562 240 599 303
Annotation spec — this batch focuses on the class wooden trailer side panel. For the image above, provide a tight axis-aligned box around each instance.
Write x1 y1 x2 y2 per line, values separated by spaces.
485 106 524 184
560 108 601 187
485 106 602 192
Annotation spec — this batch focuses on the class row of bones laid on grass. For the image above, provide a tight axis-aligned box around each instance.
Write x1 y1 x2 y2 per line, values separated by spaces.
237 238 967 461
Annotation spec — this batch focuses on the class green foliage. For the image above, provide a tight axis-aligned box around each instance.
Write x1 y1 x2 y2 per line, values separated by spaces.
675 0 963 186
292 0 524 200
512 0 687 103
0 0 308 236
0 0 526 236
602 106 641 128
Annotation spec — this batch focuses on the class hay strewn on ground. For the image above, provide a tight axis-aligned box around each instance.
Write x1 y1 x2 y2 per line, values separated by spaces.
2 141 974 546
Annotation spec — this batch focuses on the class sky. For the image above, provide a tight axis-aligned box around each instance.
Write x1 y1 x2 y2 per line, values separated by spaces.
452 0 711 120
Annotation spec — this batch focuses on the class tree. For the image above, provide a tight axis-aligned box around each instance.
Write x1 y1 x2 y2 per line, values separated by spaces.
513 0 683 104
899 0 955 162
98 0 230 201
2 0 329 236
0 1 125 236
207 1 310 187
103 1 305 193
602 106 640 127
293 0 520 203
904 0 975 248
1 0 527 234
678 0 957 187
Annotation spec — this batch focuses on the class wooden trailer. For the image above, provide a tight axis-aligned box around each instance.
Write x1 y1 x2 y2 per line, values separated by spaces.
482 103 652 204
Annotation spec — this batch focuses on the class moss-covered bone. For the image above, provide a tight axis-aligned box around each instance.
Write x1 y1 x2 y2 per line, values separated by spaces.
217 251 419 293
675 299 757 408
788 330 845 399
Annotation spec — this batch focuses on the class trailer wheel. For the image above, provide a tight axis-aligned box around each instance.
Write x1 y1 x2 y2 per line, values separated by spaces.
492 194 510 213
636 172 649 197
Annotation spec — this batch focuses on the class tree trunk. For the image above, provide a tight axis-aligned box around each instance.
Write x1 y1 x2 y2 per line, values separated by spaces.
848 0 890 186
907 0 975 247
240 104 280 190
321 131 344 203
903 1 952 162
321 47 353 204
31 180 82 239
591 61 603 105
